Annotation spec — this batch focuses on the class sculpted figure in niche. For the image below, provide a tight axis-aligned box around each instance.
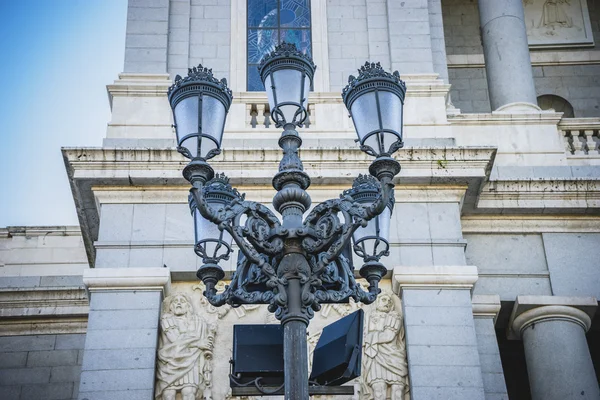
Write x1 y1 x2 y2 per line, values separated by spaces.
156 293 217 400
362 292 408 400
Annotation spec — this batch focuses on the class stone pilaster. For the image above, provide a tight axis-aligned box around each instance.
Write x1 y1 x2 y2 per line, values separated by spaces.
124 0 170 74
509 296 599 400
78 268 170 400
477 0 539 112
393 266 485 400
472 295 508 399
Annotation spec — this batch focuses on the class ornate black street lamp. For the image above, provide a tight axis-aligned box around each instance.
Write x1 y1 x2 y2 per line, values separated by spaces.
168 43 405 400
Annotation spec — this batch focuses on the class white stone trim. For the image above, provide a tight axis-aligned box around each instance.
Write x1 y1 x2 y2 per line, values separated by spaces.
449 111 563 125
508 295 598 339
392 265 478 294
494 102 542 113
106 73 171 103
461 216 600 233
0 318 88 336
311 0 329 92
0 226 82 237
448 50 600 68
83 267 171 295
472 294 501 323
229 0 246 92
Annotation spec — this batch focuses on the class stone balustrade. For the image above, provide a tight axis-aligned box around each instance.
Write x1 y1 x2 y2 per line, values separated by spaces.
245 102 315 129
559 118 600 156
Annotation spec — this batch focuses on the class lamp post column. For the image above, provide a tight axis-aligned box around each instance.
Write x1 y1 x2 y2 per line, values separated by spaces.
478 0 538 111
273 125 312 400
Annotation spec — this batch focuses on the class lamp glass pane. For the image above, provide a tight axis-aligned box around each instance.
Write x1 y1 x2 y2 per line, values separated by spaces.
378 91 402 134
174 96 199 142
181 135 200 158
201 95 226 146
378 206 391 242
272 68 303 123
350 91 378 142
265 73 276 114
194 208 233 258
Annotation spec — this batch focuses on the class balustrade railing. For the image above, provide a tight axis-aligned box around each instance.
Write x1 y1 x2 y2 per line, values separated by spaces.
246 102 314 129
559 118 600 156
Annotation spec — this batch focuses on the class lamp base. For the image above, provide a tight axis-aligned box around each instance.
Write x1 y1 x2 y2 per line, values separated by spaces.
183 158 215 186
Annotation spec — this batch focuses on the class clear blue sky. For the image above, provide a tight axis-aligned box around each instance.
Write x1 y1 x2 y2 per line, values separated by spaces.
0 0 127 227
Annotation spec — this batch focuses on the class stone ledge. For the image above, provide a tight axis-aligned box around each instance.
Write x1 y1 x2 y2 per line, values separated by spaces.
83 267 171 296
508 295 598 339
472 294 501 322
392 265 479 294
0 286 89 336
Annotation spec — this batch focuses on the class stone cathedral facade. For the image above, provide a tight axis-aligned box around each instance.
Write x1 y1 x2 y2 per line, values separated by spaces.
1 1 600 399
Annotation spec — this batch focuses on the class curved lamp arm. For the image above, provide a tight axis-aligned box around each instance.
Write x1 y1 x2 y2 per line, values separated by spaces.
190 187 284 304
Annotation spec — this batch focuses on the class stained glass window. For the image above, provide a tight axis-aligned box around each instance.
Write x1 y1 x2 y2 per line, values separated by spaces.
247 0 312 91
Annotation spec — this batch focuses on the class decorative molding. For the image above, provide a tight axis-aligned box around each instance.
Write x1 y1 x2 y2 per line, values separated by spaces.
448 110 563 125
478 178 600 213
0 318 88 336
448 50 600 68
0 286 89 336
472 294 501 323
83 267 171 295
0 226 82 238
106 73 171 103
461 215 600 233
392 265 479 294
508 295 598 339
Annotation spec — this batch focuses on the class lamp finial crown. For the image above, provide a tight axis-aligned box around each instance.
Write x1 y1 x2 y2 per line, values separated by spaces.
168 63 232 100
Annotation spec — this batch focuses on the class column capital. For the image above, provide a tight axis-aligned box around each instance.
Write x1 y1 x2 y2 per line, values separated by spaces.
392 265 478 295
472 294 501 323
508 295 597 339
83 267 171 297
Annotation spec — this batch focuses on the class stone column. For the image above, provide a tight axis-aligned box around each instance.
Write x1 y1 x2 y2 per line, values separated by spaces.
394 266 486 399
478 0 538 111
472 295 508 399
78 268 170 400
509 296 599 400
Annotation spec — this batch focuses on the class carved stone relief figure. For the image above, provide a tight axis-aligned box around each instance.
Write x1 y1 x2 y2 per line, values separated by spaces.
361 292 408 400
194 281 261 320
156 293 217 400
539 0 573 28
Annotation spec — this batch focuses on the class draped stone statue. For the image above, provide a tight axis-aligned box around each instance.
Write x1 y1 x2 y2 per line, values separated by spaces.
156 293 217 400
361 292 408 400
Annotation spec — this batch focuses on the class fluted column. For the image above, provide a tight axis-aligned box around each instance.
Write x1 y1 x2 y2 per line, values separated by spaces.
478 0 538 111
509 296 599 400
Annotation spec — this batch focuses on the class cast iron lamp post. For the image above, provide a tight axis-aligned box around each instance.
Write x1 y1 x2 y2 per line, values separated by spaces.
168 42 405 400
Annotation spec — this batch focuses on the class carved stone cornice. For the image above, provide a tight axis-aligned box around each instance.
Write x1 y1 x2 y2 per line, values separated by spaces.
392 265 479 294
83 267 171 296
63 146 496 266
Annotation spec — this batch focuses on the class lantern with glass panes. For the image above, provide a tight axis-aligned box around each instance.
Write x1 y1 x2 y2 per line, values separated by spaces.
168 43 405 400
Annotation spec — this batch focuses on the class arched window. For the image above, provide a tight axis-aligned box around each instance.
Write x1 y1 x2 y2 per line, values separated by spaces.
537 94 575 117
247 0 312 91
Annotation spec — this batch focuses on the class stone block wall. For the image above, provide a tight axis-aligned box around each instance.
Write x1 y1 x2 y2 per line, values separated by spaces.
447 67 490 113
124 0 170 73
327 0 370 93
533 65 600 117
465 233 552 300
0 334 85 400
